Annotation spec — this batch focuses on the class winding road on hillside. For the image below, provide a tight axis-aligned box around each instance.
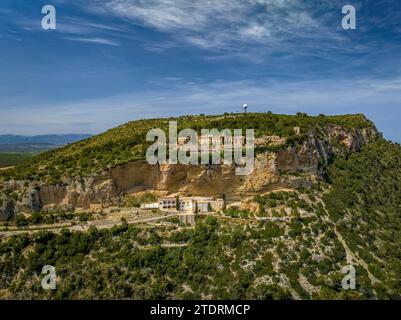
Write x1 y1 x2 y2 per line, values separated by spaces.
0 211 184 238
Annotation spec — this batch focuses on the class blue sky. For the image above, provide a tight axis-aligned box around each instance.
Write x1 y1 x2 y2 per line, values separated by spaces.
1 1 401 141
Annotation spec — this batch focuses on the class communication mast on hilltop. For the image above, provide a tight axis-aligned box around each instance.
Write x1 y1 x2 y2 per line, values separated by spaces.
243 104 248 113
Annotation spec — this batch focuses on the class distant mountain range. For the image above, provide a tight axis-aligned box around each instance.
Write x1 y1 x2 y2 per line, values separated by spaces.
0 134 91 152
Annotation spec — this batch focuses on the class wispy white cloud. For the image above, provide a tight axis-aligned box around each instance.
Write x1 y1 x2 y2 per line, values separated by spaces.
9 14 125 46
7 0 383 57
63 36 120 46
56 16 125 35
80 0 344 51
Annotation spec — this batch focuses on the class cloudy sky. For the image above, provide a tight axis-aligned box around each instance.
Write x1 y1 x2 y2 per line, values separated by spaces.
1 0 401 141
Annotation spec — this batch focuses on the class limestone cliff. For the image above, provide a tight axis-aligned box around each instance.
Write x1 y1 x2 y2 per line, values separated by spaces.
0 125 379 217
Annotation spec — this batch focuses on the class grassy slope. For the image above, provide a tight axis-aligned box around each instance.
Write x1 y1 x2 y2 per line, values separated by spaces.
0 153 35 168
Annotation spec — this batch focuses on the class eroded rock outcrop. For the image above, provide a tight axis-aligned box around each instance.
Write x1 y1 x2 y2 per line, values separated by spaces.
0 196 15 220
0 125 379 216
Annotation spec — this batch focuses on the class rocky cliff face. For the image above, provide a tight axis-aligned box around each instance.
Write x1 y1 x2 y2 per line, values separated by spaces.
0 125 378 218
0 196 15 220
276 125 378 172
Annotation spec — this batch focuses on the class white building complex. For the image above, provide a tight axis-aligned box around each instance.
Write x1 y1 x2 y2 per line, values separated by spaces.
140 203 159 210
156 196 224 213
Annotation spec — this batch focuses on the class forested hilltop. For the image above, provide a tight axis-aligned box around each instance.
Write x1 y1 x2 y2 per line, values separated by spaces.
0 113 374 184
1 112 400 300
